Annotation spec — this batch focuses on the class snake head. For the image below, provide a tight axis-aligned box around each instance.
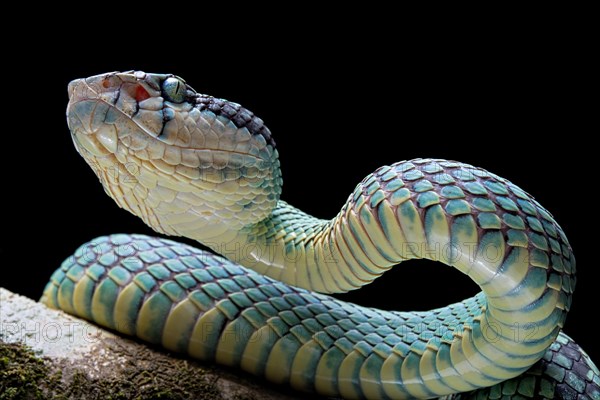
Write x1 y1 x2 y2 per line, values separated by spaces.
67 71 282 241
67 71 193 155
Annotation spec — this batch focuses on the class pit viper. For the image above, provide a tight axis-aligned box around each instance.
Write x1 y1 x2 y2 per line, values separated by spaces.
42 71 600 399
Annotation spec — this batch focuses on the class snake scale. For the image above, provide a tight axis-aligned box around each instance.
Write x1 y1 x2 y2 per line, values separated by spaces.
42 71 599 399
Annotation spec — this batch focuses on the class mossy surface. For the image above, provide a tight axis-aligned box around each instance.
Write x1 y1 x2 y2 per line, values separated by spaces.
0 289 303 400
0 342 62 399
0 341 253 400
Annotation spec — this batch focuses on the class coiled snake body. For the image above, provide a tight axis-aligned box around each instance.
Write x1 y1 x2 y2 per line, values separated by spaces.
43 71 600 399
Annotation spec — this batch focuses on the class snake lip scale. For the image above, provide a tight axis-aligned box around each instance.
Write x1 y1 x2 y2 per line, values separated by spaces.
43 71 600 399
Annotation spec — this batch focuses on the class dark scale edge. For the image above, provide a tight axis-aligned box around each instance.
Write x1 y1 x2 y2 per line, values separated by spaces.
446 332 600 399
385 160 574 313
194 94 276 148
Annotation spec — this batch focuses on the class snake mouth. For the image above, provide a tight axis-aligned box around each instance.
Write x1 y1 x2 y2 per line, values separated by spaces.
67 72 276 164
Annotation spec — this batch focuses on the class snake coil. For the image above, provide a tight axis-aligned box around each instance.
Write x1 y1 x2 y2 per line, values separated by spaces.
43 71 599 399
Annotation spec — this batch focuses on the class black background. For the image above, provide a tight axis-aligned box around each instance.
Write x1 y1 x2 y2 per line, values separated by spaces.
2 27 597 365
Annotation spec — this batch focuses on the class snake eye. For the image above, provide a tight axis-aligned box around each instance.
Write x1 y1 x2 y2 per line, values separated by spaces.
162 77 186 103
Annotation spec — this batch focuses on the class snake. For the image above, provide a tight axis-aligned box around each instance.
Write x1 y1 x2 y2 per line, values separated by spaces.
41 71 599 399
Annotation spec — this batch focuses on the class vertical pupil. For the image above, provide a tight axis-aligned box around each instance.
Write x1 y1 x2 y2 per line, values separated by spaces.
163 78 184 102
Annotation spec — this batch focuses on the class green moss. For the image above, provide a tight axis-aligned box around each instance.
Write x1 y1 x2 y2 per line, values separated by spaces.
0 342 62 399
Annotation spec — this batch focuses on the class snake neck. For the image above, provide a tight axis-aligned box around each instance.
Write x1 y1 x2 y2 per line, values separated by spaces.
205 200 334 290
